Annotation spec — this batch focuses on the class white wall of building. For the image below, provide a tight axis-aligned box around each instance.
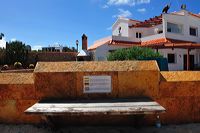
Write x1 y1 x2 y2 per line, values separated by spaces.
93 44 129 61
0 38 6 49
158 48 199 71
112 18 129 42
163 11 200 43
112 10 200 44
129 24 163 41
112 18 141 42
91 10 200 71
141 33 165 42
112 17 165 43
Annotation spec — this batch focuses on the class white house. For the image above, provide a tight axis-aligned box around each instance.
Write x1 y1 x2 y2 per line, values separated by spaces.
88 9 200 71
0 38 6 49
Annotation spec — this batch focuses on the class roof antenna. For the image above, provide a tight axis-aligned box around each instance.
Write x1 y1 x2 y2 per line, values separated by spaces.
162 3 171 14
181 4 187 10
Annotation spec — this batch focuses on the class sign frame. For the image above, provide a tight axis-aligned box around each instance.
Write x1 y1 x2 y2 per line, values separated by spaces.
83 76 112 93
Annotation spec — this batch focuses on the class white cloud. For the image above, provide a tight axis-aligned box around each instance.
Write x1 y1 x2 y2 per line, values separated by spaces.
102 5 109 8
107 0 150 6
106 26 112 30
11 38 17 42
113 8 132 18
137 8 146 13
32 45 42 50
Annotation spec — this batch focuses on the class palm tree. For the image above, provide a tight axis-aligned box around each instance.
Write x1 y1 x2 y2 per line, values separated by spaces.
0 33 4 40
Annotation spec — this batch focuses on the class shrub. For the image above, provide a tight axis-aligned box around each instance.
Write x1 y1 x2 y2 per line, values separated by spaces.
29 64 35 69
6 41 28 65
107 47 163 61
14 62 22 69
1 64 9 70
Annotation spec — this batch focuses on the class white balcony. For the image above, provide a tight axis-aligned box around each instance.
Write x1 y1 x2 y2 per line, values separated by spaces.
112 35 131 42
141 33 165 42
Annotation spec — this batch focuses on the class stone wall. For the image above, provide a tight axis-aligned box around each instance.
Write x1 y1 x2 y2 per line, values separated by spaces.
27 52 77 65
34 61 160 100
0 73 41 123
158 72 200 124
0 61 200 125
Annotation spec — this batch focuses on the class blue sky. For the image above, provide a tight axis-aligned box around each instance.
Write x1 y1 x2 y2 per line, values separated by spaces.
0 0 199 50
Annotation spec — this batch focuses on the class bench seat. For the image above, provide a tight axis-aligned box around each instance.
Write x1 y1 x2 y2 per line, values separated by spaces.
25 98 166 116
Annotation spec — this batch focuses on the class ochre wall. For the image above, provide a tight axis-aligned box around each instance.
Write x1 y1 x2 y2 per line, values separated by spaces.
1 61 200 125
34 61 160 100
158 72 200 124
0 73 42 123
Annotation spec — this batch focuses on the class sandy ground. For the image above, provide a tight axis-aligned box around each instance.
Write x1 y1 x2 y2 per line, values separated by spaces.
0 124 200 133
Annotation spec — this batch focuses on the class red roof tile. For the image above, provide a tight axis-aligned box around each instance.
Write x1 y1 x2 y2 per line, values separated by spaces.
141 38 194 46
129 15 162 28
143 43 200 49
109 40 140 47
129 19 142 23
88 36 112 51
141 38 200 49
188 12 200 19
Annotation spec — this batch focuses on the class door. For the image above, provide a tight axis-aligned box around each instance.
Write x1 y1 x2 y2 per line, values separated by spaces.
184 55 194 70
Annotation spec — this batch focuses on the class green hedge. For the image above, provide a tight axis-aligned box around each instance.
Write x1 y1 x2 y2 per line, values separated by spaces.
107 47 163 61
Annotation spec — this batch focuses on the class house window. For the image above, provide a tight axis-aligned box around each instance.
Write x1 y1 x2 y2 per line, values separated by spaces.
167 22 183 34
109 50 116 53
158 30 163 34
168 54 176 63
136 32 142 38
190 27 198 36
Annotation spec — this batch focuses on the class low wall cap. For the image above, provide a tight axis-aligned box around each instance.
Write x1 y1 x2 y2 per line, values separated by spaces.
34 61 159 73
161 71 200 82
0 73 34 84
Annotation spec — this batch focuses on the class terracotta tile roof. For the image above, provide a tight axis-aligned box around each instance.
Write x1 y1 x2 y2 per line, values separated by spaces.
109 40 140 47
129 15 162 28
88 37 140 50
129 19 142 23
144 43 200 49
88 36 112 51
141 38 167 46
188 12 200 19
89 36 200 50
141 38 200 49
141 38 194 46
129 11 200 29
167 11 200 19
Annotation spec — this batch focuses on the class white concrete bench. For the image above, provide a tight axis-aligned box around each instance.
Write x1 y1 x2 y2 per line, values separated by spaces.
25 98 165 127
25 98 165 116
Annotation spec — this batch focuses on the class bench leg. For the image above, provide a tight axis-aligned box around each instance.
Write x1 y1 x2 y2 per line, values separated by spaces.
155 114 161 128
132 115 145 128
42 115 59 130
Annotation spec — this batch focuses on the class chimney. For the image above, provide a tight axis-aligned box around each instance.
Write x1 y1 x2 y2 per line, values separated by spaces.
82 34 88 50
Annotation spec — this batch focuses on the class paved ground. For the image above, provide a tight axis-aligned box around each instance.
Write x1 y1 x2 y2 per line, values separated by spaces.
0 123 200 133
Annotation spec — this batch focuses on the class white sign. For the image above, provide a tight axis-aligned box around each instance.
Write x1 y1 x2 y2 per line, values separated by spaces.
83 76 112 93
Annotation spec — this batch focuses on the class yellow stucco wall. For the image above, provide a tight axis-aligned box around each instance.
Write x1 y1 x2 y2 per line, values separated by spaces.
34 61 160 99
0 62 200 124
158 71 200 124
0 73 41 123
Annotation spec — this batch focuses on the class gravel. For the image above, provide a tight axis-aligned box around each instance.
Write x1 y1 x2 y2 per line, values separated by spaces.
0 123 200 133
